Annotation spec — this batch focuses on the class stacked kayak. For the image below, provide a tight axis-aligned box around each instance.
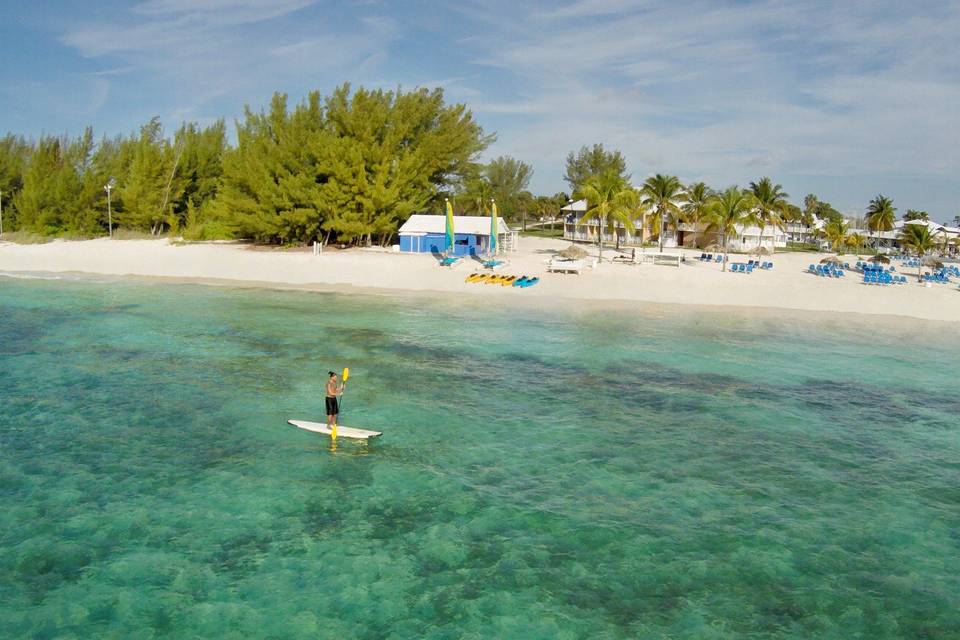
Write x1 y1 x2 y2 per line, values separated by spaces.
464 273 539 288
513 276 540 288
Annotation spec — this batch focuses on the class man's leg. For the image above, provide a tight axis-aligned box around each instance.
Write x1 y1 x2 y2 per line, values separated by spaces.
327 413 333 428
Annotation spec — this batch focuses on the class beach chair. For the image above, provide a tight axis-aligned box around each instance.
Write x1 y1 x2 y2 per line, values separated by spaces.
746 264 754 274
439 256 461 267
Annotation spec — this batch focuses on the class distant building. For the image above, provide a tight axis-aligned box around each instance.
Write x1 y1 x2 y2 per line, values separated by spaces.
784 220 824 245
398 214 517 255
561 203 959 255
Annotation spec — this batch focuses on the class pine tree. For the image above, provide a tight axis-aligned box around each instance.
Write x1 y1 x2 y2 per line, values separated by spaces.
13 134 93 234
118 118 172 233
0 134 30 229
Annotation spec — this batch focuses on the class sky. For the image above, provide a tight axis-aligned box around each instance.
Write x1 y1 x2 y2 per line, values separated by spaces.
1 0 958 222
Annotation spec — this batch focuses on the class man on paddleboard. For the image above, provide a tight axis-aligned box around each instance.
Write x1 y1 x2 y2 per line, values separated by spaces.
326 371 343 430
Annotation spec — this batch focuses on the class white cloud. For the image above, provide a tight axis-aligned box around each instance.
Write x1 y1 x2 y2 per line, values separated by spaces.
452 0 960 214
58 0 396 124
46 0 960 216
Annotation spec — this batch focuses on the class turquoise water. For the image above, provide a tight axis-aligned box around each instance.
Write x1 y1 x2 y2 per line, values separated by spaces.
1 276 958 639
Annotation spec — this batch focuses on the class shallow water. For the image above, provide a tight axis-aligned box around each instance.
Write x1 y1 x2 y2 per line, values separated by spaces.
1 276 958 639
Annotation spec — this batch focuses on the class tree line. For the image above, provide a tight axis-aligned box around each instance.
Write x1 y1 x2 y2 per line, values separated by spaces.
560 143 936 263
1 89 950 248
0 84 533 245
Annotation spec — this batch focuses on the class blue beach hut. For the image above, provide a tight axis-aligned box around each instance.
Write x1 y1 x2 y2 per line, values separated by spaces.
398 214 514 256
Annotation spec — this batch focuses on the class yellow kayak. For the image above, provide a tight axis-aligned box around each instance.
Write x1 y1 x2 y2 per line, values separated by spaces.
500 275 518 286
465 273 484 283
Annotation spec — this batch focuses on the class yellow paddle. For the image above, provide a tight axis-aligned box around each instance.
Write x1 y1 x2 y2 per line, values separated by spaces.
333 367 349 440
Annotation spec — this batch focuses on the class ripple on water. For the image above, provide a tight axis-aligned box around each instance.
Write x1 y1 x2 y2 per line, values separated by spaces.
0 277 958 639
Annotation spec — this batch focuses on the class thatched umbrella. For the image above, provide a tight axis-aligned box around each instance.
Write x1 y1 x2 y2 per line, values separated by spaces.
558 244 589 260
704 243 722 252
751 246 770 255
923 256 944 269
820 256 844 265
868 255 890 264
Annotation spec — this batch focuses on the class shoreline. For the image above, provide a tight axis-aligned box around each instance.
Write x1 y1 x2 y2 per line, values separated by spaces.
3 266 957 335
1 237 958 325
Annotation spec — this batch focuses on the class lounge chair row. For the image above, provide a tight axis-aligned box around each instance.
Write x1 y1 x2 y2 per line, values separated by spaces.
923 272 952 284
697 254 727 262
864 273 907 285
729 263 758 273
857 262 895 273
808 264 845 278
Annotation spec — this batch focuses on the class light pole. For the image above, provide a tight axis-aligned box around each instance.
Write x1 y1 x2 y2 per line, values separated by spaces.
104 178 115 237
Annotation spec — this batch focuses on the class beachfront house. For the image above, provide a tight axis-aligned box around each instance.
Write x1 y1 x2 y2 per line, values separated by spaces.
851 219 958 254
398 214 517 256
784 220 824 245
561 199 645 246
563 197 791 251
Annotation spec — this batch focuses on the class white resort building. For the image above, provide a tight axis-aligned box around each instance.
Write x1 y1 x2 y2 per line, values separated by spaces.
561 199 958 256
562 197 788 251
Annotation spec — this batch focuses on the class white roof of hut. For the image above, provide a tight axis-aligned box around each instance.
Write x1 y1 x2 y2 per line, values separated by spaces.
398 214 512 236
561 199 588 212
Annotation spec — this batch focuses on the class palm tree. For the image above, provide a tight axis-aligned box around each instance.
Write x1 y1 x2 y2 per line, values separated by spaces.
682 182 714 250
823 219 850 254
899 223 936 282
640 174 685 252
748 177 789 254
575 170 639 262
708 187 752 271
865 194 896 253
846 232 866 255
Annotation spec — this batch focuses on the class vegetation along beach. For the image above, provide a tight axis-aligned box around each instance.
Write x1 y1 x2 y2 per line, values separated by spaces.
1 2 958 639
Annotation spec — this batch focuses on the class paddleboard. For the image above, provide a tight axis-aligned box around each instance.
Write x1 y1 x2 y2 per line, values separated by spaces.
287 419 383 440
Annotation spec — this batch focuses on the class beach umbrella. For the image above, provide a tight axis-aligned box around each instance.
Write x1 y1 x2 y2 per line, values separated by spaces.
489 199 498 256
704 243 722 252
752 246 770 255
444 198 455 255
820 256 844 265
868 255 890 264
558 244 589 260
922 256 944 269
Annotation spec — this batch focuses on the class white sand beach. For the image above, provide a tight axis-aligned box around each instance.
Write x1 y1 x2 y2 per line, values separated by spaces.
1 237 958 323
